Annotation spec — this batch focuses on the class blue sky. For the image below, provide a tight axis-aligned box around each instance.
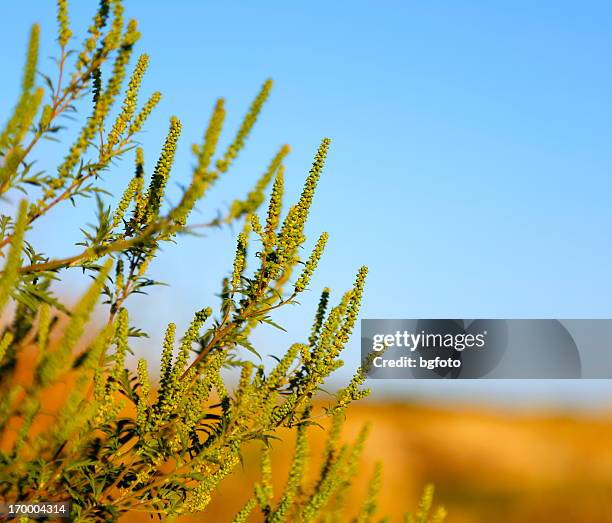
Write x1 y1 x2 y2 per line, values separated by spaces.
3 1 612 407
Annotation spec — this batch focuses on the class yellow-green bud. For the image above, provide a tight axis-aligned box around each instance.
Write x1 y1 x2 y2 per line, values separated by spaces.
295 232 328 293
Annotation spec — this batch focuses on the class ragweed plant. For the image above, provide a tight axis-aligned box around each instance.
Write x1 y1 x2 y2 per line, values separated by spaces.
0 2 446 521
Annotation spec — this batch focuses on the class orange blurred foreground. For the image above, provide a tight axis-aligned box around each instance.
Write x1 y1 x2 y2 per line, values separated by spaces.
4 345 612 523
118 400 612 522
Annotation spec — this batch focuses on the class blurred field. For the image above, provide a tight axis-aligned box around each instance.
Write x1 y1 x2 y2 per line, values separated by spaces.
5 338 612 522
122 400 612 523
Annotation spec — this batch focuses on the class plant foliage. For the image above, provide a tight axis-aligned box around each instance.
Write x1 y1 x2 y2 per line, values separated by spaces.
0 2 446 521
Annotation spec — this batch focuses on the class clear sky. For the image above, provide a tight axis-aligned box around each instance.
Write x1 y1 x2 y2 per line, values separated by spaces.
3 1 612 408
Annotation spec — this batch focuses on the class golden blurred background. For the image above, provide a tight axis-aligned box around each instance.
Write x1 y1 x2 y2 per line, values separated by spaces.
123 400 612 522
4 337 612 522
